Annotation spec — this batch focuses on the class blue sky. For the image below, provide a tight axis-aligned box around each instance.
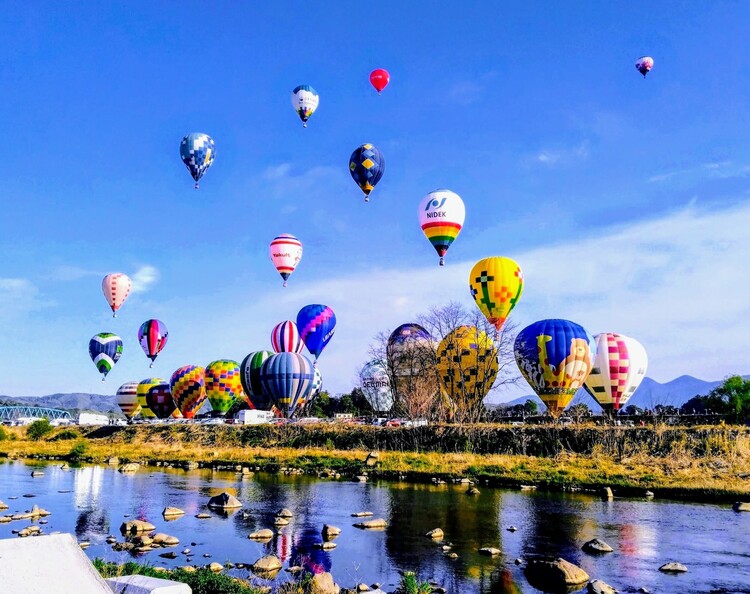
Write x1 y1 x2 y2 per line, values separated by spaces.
1 2 749 399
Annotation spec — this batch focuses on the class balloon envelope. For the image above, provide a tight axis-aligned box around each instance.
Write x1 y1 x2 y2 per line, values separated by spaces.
240 351 274 410
89 333 123 380
349 144 385 201
102 273 131 317
369 68 390 93
259 352 315 418
437 326 498 402
469 257 523 332
291 85 319 126
180 133 215 188
360 360 394 412
271 321 305 353
116 381 141 419
205 360 244 416
145 381 176 419
584 333 648 413
514 319 596 416
269 234 303 286
138 319 169 365
170 365 207 419
635 56 654 77
418 189 465 265
136 378 162 418
296 304 336 361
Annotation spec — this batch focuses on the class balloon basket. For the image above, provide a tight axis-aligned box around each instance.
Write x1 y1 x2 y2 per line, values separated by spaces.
194 182 199 189
149 362 154 369
364 197 370 203
113 313 117 318
439 257 445 266
303 123 307 128
283 281 287 288
101 377 106 383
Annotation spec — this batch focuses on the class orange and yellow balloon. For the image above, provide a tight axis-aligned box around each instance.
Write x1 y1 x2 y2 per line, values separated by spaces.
469 257 523 331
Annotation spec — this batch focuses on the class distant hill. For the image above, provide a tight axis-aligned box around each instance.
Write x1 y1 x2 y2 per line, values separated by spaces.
0 393 119 414
492 374 731 413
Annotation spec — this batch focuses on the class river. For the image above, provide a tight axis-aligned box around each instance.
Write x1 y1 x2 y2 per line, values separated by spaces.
0 460 748 593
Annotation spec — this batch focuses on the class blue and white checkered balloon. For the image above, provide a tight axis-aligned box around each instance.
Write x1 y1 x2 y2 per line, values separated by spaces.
180 133 215 189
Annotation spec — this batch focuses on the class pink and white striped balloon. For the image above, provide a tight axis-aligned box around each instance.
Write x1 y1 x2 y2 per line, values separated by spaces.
102 273 132 317
271 320 305 353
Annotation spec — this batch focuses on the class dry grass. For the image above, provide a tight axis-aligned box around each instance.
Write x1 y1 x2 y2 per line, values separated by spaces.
1 424 749 500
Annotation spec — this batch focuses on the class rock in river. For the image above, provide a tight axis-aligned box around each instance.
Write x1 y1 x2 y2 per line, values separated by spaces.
252 555 282 574
118 463 140 474
524 557 590 590
207 492 242 510
311 572 340 594
351 511 373 517
425 528 444 540
162 506 185 519
120 520 155 535
732 502 750 512
322 525 341 540
479 548 501 556
276 508 294 518
249 529 274 540
588 579 617 594
353 518 387 529
582 538 614 553
659 562 687 573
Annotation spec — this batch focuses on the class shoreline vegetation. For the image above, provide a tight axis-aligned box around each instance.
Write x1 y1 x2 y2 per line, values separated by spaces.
1 423 749 502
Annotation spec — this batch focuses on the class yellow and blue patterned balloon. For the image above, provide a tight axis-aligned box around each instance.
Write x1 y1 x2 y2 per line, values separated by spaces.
349 144 385 202
180 133 215 189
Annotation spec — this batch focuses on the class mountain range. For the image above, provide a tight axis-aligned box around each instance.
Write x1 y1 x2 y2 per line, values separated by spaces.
492 374 731 412
0 393 119 414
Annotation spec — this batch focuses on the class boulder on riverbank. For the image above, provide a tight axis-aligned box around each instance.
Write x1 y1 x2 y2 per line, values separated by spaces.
601 487 613 500
365 451 379 467
207 492 242 510
524 557 590 590
353 518 387 529
582 538 614 553
311 572 341 594
732 501 750 512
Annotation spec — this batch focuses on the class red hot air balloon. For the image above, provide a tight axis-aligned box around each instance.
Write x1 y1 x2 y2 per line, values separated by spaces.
370 69 390 94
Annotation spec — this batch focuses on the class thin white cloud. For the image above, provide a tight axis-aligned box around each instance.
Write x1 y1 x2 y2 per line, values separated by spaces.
0 278 51 321
533 141 590 166
130 265 159 294
47 265 100 281
648 160 748 183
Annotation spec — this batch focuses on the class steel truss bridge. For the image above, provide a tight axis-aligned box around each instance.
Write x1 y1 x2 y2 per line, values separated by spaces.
0 406 71 421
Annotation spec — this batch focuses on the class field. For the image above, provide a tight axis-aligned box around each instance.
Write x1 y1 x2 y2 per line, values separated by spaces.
2 422 749 501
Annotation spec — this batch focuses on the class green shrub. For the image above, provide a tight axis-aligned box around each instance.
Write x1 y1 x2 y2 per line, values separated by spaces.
52 429 80 441
68 440 89 461
0 426 9 441
399 572 433 594
26 419 53 441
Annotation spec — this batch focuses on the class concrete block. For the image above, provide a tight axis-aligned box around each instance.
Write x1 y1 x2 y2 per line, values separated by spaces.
0 533 112 593
106 575 192 593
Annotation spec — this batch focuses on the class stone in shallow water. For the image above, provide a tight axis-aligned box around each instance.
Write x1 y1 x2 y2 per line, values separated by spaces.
582 538 614 553
524 557 590 590
659 562 687 573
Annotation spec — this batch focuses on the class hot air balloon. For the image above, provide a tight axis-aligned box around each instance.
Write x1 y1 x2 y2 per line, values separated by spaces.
271 320 305 353
259 352 315 418
205 360 244 416
180 133 215 189
635 56 654 78
514 319 596 417
102 273 131 317
299 365 322 411
291 85 319 127
138 319 168 367
387 323 434 400
437 326 498 404
240 351 274 410
170 365 208 419
349 144 385 202
136 378 162 418
296 304 336 362
269 234 303 287
360 360 394 412
89 333 123 381
418 189 466 266
116 381 141 419
584 333 648 414
369 68 390 94
145 381 176 419
387 323 431 359
469 257 523 332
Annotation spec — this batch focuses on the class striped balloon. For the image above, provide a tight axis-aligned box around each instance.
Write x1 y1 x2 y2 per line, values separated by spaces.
145 381 176 419
584 333 648 413
205 359 244 416
170 365 207 419
259 352 315 418
296 304 336 361
102 273 131 317
271 320 305 353
240 351 273 410
418 190 465 266
269 234 303 287
138 319 169 367
116 382 141 419
136 378 163 418
89 333 123 381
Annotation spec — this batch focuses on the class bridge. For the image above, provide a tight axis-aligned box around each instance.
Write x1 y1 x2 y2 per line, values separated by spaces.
0 406 71 422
